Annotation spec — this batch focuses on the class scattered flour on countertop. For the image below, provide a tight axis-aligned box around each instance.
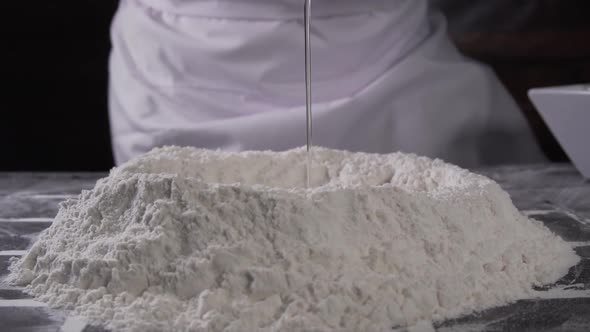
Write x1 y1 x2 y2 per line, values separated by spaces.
9 147 579 332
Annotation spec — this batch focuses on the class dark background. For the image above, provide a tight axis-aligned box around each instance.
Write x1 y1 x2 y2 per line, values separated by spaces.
2 1 589 171
2 1 119 171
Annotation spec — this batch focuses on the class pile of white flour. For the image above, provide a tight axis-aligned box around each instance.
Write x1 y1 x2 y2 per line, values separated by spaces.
9 147 578 331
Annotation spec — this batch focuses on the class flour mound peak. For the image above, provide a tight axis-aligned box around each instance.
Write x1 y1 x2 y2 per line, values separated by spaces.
116 146 486 193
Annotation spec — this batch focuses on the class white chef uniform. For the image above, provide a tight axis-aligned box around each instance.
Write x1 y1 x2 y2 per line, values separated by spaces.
109 0 545 167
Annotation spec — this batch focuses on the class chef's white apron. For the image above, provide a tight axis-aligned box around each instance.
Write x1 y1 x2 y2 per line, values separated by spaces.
109 0 544 167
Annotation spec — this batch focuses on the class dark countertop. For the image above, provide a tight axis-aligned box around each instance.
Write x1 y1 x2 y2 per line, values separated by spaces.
0 166 589 332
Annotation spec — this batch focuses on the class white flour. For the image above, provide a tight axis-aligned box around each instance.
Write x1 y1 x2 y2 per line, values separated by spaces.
9 147 578 331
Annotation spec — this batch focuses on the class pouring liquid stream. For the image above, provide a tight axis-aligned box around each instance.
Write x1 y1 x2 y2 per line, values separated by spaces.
304 0 313 188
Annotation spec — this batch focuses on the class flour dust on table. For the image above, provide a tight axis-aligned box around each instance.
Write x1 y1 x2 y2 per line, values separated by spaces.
8 147 579 332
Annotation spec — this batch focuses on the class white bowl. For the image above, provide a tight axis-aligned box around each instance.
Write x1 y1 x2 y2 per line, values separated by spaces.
529 84 590 178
